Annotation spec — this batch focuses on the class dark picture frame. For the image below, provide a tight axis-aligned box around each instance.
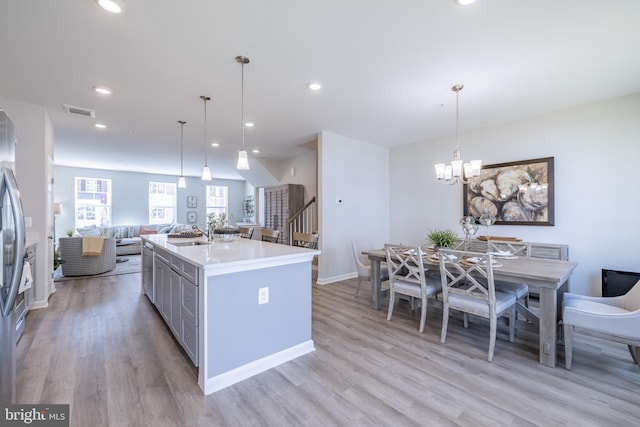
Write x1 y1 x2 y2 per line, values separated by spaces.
187 211 197 223
463 157 554 226
187 195 197 208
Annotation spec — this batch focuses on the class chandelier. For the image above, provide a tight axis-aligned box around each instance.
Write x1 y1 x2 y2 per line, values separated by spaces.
434 84 481 184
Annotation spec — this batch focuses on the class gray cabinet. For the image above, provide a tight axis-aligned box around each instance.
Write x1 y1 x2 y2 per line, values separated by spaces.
152 247 199 366
264 184 304 244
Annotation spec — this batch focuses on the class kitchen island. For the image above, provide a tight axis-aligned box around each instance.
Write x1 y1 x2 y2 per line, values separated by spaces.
141 234 319 395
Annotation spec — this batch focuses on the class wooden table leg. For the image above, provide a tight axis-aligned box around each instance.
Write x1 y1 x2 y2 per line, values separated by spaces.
370 258 382 310
537 286 558 367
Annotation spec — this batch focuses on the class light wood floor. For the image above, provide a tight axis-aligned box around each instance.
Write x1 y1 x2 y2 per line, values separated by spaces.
16 272 640 426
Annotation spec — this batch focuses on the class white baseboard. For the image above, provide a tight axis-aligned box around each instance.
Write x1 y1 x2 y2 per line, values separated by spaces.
315 272 357 285
202 340 315 395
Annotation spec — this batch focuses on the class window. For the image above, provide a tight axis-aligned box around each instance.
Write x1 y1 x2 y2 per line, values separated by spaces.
205 185 228 223
149 182 177 224
75 177 112 228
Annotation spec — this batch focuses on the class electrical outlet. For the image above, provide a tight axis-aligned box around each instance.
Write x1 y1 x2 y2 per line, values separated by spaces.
258 287 269 304
25 217 32 227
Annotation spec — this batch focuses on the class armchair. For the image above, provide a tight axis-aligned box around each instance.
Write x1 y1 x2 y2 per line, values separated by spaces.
562 280 640 369
59 237 117 277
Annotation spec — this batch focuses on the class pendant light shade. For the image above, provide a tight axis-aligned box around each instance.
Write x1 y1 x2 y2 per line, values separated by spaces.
177 120 187 188
236 55 250 170
200 95 212 181
236 150 249 170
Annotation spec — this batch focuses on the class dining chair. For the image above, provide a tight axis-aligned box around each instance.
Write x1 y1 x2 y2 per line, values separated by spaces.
261 228 280 243
352 239 389 298
292 232 319 249
238 226 254 239
438 248 517 361
385 244 442 333
488 240 530 312
562 280 640 369
488 240 531 257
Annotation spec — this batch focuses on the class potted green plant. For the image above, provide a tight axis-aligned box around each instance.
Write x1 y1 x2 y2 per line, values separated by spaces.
426 229 459 249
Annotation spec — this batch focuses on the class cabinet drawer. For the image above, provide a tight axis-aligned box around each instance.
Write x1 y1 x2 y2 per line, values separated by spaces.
181 262 198 285
182 279 198 325
182 319 198 366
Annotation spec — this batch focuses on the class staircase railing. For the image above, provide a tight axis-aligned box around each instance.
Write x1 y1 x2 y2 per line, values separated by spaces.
288 196 317 245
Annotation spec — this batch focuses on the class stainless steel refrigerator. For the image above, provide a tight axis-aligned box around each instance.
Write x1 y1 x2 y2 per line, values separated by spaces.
0 109 26 404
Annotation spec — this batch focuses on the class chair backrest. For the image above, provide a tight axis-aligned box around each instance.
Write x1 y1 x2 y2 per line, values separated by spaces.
352 240 373 277
438 249 497 309
261 228 280 243
623 279 640 311
385 244 428 293
292 232 318 249
487 240 530 257
238 226 254 239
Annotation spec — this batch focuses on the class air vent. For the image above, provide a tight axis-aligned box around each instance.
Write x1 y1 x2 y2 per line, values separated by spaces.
63 104 96 118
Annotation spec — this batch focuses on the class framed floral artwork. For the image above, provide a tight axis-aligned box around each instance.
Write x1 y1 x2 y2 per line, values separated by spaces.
462 157 554 226
187 195 197 208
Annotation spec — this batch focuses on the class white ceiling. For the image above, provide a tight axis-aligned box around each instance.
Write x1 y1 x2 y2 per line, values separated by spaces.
1 1 639 180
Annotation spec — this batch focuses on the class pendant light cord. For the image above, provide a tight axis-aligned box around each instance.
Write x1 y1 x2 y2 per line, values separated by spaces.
179 120 186 175
201 95 210 167
241 59 245 151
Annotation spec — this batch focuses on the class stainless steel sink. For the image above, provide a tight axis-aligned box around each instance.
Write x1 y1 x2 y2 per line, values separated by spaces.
169 241 209 247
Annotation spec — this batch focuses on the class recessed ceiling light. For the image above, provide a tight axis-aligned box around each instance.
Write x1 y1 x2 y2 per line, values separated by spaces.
453 0 476 5
211 142 219 147
252 149 260 154
244 122 254 128
96 0 122 13
93 86 112 95
308 82 322 91
94 123 108 129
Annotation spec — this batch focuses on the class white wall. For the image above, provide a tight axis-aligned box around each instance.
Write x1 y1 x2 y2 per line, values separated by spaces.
3 99 55 308
390 93 640 295
54 166 247 237
317 131 390 284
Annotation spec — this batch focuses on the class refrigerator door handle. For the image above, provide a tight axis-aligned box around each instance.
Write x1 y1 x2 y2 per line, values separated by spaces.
0 168 26 317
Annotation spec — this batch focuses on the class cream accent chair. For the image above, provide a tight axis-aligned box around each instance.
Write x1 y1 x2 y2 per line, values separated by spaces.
385 244 441 333
352 240 388 298
59 237 117 277
439 249 517 361
562 280 640 369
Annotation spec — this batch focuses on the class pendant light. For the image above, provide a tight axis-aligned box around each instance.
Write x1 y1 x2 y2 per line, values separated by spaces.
200 95 212 181
177 120 187 188
236 55 250 170
434 84 482 185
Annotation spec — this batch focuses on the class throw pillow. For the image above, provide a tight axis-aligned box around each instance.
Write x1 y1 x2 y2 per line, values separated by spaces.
139 226 156 235
113 226 129 239
77 225 101 237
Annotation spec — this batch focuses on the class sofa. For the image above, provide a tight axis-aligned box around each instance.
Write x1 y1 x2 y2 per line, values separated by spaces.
59 237 117 276
73 223 187 256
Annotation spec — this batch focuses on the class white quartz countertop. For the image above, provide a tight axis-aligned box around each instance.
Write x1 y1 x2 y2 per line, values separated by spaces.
142 234 320 274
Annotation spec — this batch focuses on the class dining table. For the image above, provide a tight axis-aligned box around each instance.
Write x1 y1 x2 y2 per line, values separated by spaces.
362 248 577 368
